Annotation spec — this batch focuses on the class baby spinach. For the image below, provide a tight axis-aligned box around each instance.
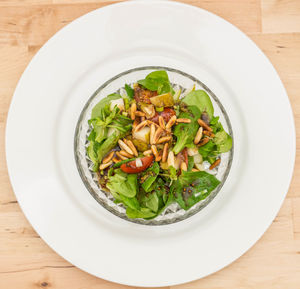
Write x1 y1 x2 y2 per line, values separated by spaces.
107 169 138 198
173 105 200 154
91 94 121 119
124 84 134 99
171 171 220 210
137 70 174 95
182 90 214 118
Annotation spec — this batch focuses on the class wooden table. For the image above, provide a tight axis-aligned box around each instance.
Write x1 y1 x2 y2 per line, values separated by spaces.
1 0 299 288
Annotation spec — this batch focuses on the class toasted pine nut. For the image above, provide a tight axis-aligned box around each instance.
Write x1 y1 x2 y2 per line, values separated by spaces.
176 118 191 123
194 126 203 144
119 150 133 158
167 151 175 168
192 168 200 172
209 159 221 170
162 143 168 163
135 111 145 117
198 137 210 147
155 152 162 162
153 127 163 144
166 115 177 129
151 145 159 158
134 120 148 132
131 103 136 120
116 151 128 160
102 151 114 164
197 119 212 132
181 162 187 171
141 116 145 122
143 149 153 156
147 120 160 128
112 157 121 163
118 140 134 155
99 161 113 170
159 116 165 129
126 140 138 157
150 124 156 145
157 136 172 144
203 130 215 137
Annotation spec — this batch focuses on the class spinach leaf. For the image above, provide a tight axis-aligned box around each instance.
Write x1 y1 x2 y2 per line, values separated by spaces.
107 169 138 198
141 162 160 192
171 171 220 210
173 105 200 154
91 94 121 119
137 70 174 95
124 84 134 99
182 90 214 118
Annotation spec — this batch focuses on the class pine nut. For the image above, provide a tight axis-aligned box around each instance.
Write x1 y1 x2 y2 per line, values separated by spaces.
176 118 191 123
198 137 210 147
102 151 114 164
131 103 136 120
167 151 175 167
116 151 128 160
162 143 168 163
143 150 153 156
126 140 138 157
197 118 212 132
159 116 165 129
99 161 113 170
157 136 172 144
134 120 148 132
119 150 133 158
118 140 134 155
181 162 187 171
209 159 221 170
166 115 176 129
150 124 156 145
194 127 203 144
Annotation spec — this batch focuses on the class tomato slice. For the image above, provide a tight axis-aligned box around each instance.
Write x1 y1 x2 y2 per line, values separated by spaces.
120 155 154 174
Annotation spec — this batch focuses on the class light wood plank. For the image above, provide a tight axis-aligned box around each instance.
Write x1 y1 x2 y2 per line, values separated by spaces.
262 0 300 33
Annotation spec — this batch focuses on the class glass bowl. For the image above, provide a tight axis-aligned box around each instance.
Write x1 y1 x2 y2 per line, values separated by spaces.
74 66 233 225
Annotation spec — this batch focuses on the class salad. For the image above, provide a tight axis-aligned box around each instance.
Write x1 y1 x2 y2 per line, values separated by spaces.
87 70 232 219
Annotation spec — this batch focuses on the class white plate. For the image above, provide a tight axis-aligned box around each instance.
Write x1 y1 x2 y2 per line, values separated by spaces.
6 1 295 287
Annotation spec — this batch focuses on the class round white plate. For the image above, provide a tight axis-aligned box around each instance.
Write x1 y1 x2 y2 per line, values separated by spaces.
6 1 295 287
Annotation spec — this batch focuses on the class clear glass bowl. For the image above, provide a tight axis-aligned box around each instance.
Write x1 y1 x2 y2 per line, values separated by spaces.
74 66 233 225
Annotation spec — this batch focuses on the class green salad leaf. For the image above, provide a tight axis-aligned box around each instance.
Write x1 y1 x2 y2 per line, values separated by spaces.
137 70 174 95
91 94 121 119
173 105 200 154
107 169 138 198
141 162 160 192
124 84 134 99
171 171 220 210
182 90 214 118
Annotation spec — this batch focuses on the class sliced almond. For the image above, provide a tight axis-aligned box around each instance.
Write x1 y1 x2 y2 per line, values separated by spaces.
135 111 146 117
126 140 138 157
166 115 177 129
151 145 159 158
162 143 169 163
203 130 215 137
159 116 165 129
102 151 114 164
143 149 153 156
134 120 148 132
153 127 163 144
194 126 203 144
197 119 212 132
112 157 121 163
119 150 134 158
198 137 210 147
157 136 172 144
130 103 136 120
180 162 187 171
209 159 221 170
118 139 134 155
167 151 175 168
99 161 113 170
176 118 191 123
116 151 128 160
150 123 156 145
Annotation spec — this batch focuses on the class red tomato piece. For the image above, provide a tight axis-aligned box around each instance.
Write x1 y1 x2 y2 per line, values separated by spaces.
120 155 154 174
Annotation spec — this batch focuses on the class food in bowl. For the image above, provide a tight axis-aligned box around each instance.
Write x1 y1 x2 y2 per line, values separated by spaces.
86 70 232 219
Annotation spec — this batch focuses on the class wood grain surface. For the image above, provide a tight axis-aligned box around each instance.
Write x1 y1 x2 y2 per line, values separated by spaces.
0 0 299 288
